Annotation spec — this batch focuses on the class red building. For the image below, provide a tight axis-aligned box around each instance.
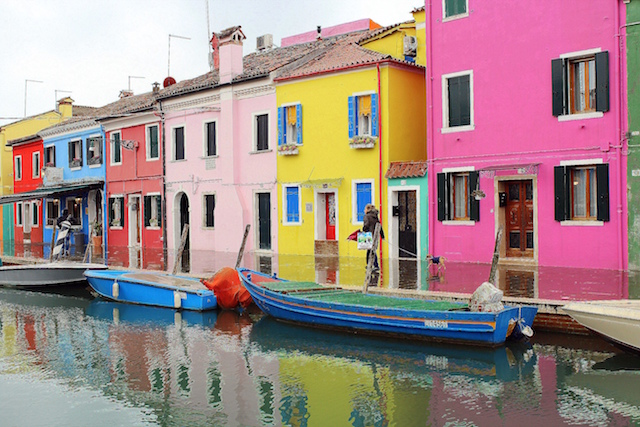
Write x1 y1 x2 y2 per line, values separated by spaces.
8 134 44 258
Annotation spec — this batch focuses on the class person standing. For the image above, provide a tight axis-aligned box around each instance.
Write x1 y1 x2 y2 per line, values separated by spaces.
362 204 384 272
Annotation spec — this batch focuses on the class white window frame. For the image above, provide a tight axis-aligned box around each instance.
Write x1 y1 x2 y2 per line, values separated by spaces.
441 166 476 226
282 184 302 226
109 194 124 230
16 202 23 226
442 0 469 22
44 145 55 167
31 201 39 227
351 179 375 225
45 199 59 228
557 48 604 122
15 155 22 181
203 120 218 158
280 103 300 145
559 158 604 226
69 139 82 169
352 91 376 138
32 152 40 179
442 70 474 134
145 192 161 229
253 111 270 152
86 133 103 168
202 192 216 229
146 124 160 161
110 131 122 166
171 124 186 161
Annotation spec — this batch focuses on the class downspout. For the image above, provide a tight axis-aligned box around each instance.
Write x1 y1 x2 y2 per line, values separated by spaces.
377 63 383 269
426 1 435 256
615 0 626 271
159 100 168 269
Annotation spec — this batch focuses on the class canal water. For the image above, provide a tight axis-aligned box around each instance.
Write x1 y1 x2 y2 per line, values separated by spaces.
1 286 639 427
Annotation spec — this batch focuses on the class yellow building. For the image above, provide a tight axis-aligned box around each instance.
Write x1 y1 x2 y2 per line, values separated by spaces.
0 98 75 253
275 21 426 283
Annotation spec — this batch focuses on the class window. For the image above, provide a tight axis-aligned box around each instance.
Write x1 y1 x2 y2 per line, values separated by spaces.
552 50 609 118
204 121 217 157
444 0 467 19
554 163 609 222
46 199 59 226
109 195 124 228
66 198 81 225
16 202 22 226
31 202 39 227
44 145 55 167
147 125 159 160
87 136 103 166
283 185 301 225
348 94 379 139
353 181 373 223
255 113 269 151
111 132 122 164
203 194 215 228
32 152 40 178
437 170 480 222
278 105 302 146
69 139 82 168
173 126 185 160
144 194 162 228
15 156 22 181
442 70 473 132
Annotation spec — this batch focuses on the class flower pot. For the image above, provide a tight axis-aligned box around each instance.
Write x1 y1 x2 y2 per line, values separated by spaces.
92 235 102 255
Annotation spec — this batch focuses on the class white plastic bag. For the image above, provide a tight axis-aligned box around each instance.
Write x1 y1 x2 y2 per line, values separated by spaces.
357 232 373 250
469 282 504 312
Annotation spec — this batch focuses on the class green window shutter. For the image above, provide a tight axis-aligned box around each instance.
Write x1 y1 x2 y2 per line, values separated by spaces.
108 198 114 225
595 51 609 113
551 58 565 117
596 163 610 221
205 195 215 227
437 173 448 221
149 126 159 158
469 171 480 222
144 196 151 227
156 196 162 228
554 166 567 221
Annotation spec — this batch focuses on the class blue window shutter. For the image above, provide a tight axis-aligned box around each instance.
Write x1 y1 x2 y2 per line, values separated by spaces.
286 187 299 223
371 93 379 137
296 104 303 145
277 107 284 146
348 96 355 138
356 183 372 222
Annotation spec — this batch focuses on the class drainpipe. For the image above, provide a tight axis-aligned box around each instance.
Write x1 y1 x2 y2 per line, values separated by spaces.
377 63 384 270
159 100 168 269
426 1 435 256
615 0 626 271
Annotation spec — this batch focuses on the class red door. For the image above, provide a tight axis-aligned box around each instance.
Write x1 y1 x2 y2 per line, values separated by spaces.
325 193 336 240
505 180 534 258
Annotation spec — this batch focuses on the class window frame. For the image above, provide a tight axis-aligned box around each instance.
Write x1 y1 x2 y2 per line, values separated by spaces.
109 195 125 229
437 167 479 225
282 184 302 226
348 92 378 139
555 159 609 225
143 193 162 229
203 120 218 158
110 131 122 165
32 152 40 179
86 134 103 167
352 179 374 225
253 111 270 152
442 0 469 21
44 145 55 168
146 124 160 161
442 70 474 133
69 139 83 169
31 201 39 227
15 155 22 181
45 199 59 227
16 202 23 226
172 125 186 161
203 193 216 229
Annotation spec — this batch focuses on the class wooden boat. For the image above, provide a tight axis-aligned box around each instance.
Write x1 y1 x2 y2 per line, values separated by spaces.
563 300 640 354
237 268 538 346
0 262 108 288
84 269 217 311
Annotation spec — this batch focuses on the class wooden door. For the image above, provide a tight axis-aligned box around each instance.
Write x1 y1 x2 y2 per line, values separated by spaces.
505 181 534 258
257 193 271 250
325 193 335 240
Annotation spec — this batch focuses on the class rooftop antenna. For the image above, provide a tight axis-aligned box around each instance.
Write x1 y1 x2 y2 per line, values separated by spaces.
24 79 43 117
168 34 191 77
205 0 214 71
54 89 72 112
128 75 145 91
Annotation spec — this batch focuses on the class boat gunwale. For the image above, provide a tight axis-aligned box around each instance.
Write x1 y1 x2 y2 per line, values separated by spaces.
85 270 213 296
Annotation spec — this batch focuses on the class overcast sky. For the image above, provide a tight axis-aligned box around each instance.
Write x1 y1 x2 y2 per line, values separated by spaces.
0 0 421 126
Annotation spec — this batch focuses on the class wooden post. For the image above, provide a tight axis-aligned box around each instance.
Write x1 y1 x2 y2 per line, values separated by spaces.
83 228 93 263
235 224 251 269
49 227 57 261
488 226 504 285
363 223 381 294
172 224 190 275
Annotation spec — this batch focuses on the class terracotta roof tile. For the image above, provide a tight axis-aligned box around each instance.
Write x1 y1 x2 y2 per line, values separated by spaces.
385 161 428 179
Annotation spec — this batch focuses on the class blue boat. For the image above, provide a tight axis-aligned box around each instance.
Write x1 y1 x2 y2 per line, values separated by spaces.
86 299 218 327
84 269 217 311
238 268 537 346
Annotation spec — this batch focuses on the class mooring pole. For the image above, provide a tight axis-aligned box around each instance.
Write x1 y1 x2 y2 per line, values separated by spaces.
488 226 504 285
363 223 381 294
49 228 57 261
172 224 189 275
235 224 251 269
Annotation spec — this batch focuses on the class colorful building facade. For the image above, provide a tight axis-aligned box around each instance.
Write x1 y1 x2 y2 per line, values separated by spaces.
426 0 628 270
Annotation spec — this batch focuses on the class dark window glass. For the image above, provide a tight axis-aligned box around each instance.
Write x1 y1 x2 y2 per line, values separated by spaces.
206 122 216 156
205 194 215 227
448 75 470 127
174 127 185 160
256 114 269 151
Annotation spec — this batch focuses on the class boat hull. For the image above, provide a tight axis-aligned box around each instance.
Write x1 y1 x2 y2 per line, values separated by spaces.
563 300 640 354
238 268 537 346
84 270 217 311
0 263 107 288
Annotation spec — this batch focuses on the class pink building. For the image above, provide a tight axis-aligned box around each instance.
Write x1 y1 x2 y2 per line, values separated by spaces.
426 1 628 270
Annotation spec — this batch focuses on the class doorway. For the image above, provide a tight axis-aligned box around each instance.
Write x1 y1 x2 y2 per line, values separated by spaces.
504 180 534 258
397 190 417 258
179 193 190 272
128 194 142 268
256 192 271 250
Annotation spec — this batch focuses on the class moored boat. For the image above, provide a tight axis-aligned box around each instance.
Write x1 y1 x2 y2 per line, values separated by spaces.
238 268 537 346
84 269 217 311
562 300 640 354
0 262 108 288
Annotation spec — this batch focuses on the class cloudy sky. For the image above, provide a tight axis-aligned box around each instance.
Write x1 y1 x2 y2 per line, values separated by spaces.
0 0 421 126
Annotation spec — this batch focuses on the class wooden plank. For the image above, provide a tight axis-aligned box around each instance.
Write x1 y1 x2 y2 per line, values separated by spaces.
235 224 251 269
363 223 381 294
488 226 504 285
172 224 190 275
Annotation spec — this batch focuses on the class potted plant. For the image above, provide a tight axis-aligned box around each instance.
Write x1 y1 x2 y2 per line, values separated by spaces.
91 220 103 254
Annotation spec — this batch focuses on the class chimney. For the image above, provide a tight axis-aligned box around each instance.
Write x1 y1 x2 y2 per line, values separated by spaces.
219 27 246 84
119 89 133 99
152 82 160 94
317 25 322 40
210 32 220 70
57 97 73 118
